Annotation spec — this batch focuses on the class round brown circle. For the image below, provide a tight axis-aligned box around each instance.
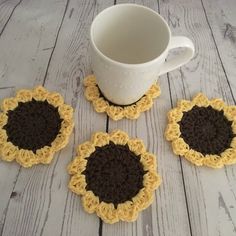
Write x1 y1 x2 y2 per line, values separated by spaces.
83 142 146 207
4 99 62 153
179 105 234 155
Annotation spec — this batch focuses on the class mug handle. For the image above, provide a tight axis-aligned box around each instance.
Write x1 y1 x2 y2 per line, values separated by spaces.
158 36 194 76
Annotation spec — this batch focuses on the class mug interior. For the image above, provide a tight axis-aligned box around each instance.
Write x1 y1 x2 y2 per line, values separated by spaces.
91 4 170 64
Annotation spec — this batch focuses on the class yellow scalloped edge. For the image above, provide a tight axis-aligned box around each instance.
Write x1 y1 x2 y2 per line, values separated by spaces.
165 93 236 168
68 129 161 224
0 86 74 168
84 75 161 121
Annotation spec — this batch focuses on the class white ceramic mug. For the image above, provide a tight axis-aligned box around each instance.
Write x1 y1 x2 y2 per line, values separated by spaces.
90 4 194 105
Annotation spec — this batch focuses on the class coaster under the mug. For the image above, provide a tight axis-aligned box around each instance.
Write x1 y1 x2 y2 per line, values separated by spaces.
165 93 236 168
84 75 161 121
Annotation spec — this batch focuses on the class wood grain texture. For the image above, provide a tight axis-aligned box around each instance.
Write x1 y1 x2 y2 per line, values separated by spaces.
0 0 68 88
0 0 113 236
159 0 236 235
0 0 69 234
201 0 236 95
102 1 191 236
0 86 20 234
0 0 22 35
0 0 235 235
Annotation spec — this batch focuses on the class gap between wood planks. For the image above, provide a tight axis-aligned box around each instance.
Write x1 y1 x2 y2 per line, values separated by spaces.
200 0 235 104
0 0 71 234
0 0 23 37
163 0 236 235
1 0 235 235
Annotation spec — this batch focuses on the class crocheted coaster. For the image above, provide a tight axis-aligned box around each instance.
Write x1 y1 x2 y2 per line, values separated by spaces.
0 86 74 168
84 75 161 121
165 93 236 168
68 130 161 224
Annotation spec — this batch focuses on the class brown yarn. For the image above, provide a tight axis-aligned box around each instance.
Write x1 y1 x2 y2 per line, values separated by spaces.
4 99 62 153
83 142 146 207
179 105 234 155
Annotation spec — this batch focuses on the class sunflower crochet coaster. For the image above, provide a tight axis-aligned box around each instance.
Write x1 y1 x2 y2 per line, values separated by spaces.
84 75 161 121
0 86 74 168
165 93 236 168
68 130 161 224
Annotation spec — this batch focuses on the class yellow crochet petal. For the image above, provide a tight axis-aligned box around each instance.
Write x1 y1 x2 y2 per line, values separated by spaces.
32 86 48 101
184 149 204 166
132 188 153 211
177 99 193 112
106 106 124 121
47 92 64 107
92 98 109 113
76 141 95 157
67 157 87 175
0 129 7 145
140 152 157 171
124 105 141 119
91 132 110 147
0 142 18 161
109 130 129 145
51 133 69 151
146 84 161 98
192 93 209 107
127 139 146 155
1 98 18 111
60 120 74 136
136 96 153 112
117 201 138 222
230 137 236 148
221 148 236 165
167 108 183 123
68 174 87 195
224 106 236 121
16 89 33 102
210 98 226 111
36 146 54 164
82 191 99 214
165 123 181 141
58 104 73 121
203 154 223 168
83 75 96 87
96 202 119 224
85 86 100 101
16 149 38 168
143 171 161 191
172 138 189 156
0 113 8 128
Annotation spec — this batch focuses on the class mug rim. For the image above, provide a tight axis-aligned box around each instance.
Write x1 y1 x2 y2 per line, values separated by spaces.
90 3 171 68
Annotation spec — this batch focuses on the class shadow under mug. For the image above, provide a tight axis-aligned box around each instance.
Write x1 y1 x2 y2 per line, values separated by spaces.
90 4 194 105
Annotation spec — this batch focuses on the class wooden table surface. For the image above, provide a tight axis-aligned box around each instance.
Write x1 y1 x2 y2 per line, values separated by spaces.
0 0 236 235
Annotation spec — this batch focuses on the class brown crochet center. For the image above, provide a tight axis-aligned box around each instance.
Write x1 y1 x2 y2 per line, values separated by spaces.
83 142 146 208
3 99 62 153
179 105 235 155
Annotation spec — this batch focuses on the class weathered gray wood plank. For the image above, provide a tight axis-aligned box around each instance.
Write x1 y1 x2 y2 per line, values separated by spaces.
1 0 113 236
201 0 236 95
0 0 69 234
103 1 191 236
0 86 20 233
0 0 22 36
0 0 235 235
159 0 236 235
